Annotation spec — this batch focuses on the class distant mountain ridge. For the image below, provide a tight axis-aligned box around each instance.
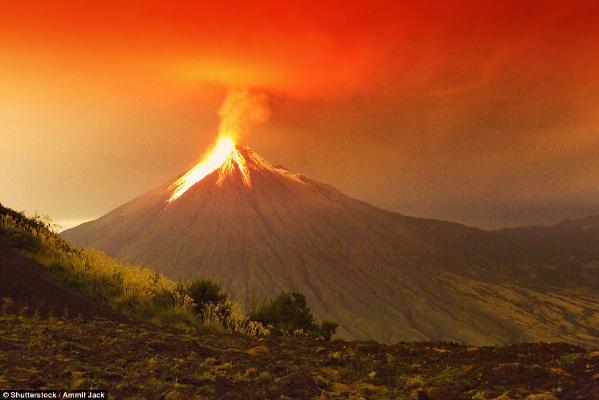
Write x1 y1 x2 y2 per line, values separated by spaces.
62 146 599 346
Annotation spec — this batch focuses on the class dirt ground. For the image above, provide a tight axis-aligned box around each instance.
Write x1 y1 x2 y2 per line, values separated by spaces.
0 314 597 400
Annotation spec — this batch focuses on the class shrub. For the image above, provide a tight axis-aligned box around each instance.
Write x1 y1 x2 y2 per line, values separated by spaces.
182 280 270 335
150 308 198 331
432 367 460 384
317 321 339 341
250 292 312 332
249 292 337 340
185 279 231 321
558 352 582 365
186 279 227 311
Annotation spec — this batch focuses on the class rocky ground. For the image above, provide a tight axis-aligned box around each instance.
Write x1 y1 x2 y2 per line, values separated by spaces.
1 314 597 400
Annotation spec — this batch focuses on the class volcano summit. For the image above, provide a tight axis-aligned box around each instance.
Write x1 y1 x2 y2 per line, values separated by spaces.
62 145 599 346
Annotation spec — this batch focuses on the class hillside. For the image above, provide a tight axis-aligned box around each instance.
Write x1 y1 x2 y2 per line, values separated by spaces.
62 146 599 346
0 203 188 327
0 240 118 320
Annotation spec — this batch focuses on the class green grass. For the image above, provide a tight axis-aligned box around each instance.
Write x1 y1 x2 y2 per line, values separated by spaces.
558 352 582 365
431 367 461 384
0 204 268 335
1 205 185 321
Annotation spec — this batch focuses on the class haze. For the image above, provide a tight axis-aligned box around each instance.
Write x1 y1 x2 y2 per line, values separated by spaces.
1 1 598 229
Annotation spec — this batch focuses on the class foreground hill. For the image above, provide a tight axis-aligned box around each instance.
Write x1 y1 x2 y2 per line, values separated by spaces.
0 239 122 320
1 313 597 400
63 146 599 346
0 203 183 326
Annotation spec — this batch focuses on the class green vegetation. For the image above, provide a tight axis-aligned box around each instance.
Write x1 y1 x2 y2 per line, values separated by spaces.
558 352 582 365
432 367 461 384
177 279 270 336
185 278 231 321
249 292 338 340
187 279 228 313
1 204 190 324
0 204 333 339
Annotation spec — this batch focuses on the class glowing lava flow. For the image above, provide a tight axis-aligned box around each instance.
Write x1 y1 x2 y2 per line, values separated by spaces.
167 89 269 203
217 145 251 187
167 136 249 203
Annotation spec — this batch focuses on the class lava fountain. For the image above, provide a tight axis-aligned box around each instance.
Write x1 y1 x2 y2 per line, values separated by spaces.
167 90 270 203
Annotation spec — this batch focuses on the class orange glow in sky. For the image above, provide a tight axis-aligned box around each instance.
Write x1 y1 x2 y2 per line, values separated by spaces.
1 0 599 228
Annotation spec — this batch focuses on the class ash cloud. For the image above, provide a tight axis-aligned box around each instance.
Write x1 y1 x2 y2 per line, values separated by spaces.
218 90 270 140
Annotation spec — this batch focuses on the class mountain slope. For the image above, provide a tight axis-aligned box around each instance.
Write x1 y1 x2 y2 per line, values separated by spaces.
62 147 599 346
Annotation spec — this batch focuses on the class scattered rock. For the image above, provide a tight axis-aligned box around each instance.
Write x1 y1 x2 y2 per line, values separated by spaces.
245 345 268 356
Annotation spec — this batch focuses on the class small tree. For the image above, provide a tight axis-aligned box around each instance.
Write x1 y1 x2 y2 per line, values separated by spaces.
318 321 338 341
249 292 337 340
186 279 230 318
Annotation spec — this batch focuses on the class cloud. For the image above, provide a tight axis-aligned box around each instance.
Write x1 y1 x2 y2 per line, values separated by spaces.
3 0 594 101
218 90 270 139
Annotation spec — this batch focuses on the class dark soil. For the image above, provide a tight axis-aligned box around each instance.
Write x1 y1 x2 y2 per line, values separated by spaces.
0 314 597 400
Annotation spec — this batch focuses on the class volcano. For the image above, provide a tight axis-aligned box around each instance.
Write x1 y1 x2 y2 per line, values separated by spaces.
62 145 599 346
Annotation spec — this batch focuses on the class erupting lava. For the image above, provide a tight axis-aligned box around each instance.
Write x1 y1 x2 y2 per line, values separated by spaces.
167 136 248 202
167 90 269 203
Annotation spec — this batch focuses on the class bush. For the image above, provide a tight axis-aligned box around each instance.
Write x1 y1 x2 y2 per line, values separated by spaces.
187 279 227 308
249 292 337 340
185 279 231 321
150 308 198 331
317 321 339 341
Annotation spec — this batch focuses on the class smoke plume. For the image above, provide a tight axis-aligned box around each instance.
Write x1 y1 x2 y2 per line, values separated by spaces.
217 90 270 140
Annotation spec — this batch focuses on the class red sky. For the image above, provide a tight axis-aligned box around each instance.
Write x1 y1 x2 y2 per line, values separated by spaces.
2 0 599 228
